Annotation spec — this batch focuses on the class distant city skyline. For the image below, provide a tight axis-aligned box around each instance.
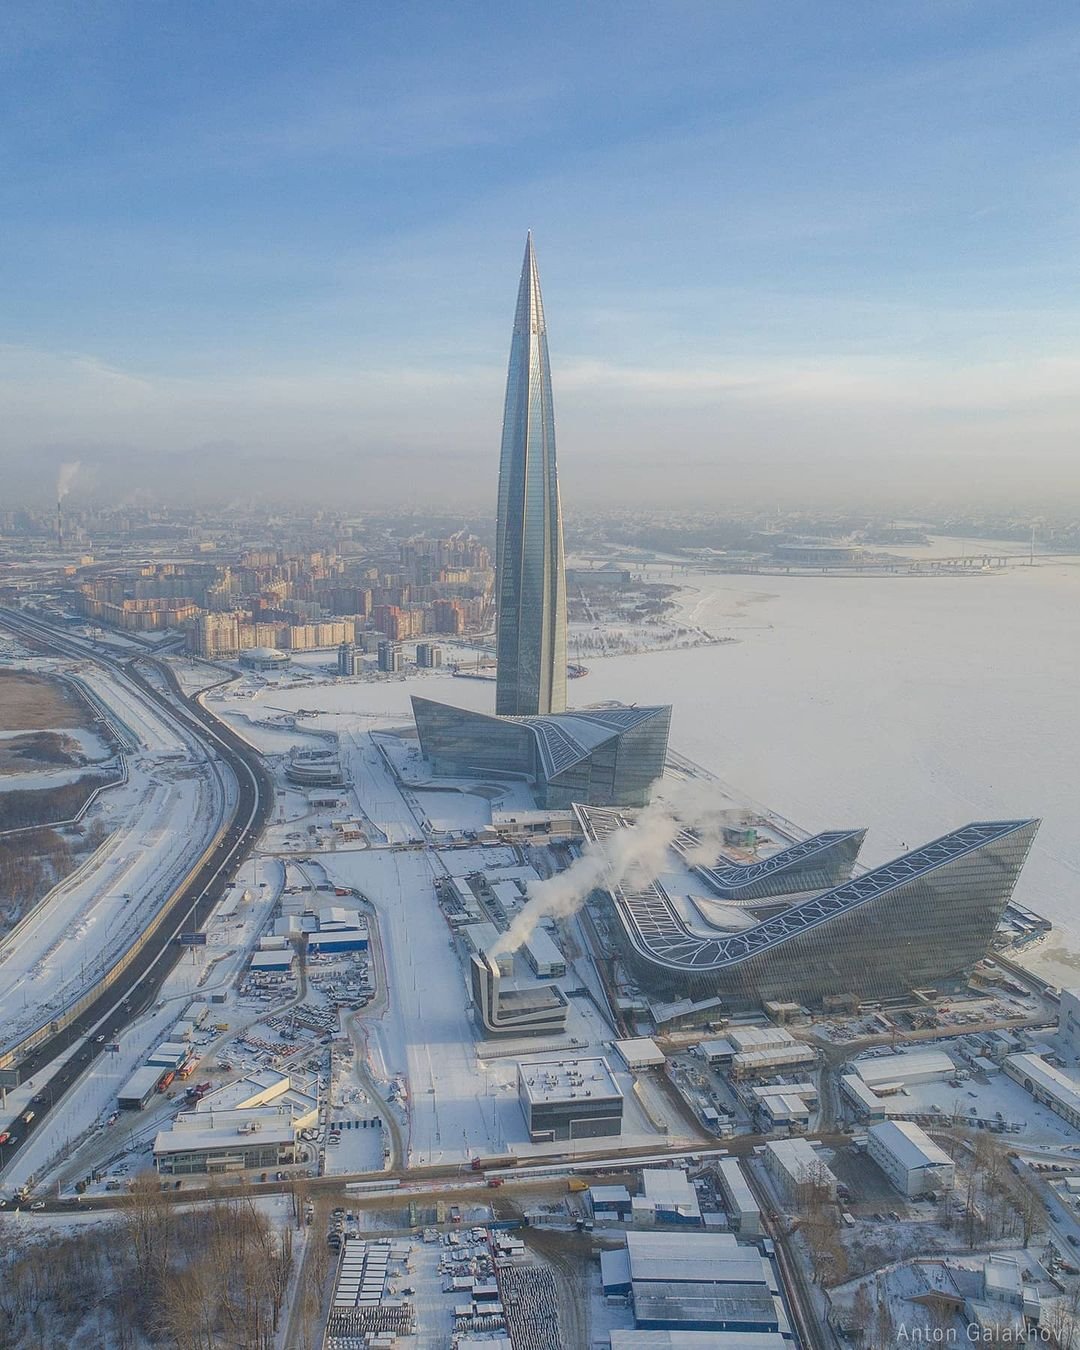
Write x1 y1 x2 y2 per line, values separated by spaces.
2 3 1080 508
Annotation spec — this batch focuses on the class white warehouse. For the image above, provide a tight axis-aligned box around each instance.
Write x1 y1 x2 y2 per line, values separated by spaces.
854 1049 955 1091
764 1138 837 1206
867 1120 955 1197
522 927 566 979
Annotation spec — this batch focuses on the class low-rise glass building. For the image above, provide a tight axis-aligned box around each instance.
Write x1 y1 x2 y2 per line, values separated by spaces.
411 697 670 808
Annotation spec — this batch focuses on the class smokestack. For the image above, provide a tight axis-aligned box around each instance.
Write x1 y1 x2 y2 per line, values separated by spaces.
57 500 63 551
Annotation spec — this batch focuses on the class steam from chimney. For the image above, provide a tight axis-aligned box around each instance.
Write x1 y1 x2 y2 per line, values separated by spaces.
57 461 81 501
490 780 732 958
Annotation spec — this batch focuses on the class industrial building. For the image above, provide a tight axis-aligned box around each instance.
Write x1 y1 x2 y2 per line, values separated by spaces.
589 1184 634 1223
469 954 569 1037
147 1041 189 1071
153 1070 318 1175
700 1038 735 1066
727 1026 796 1054
731 1043 816 1078
250 949 295 973
1005 1053 1080 1129
840 1073 889 1121
716 1159 761 1236
576 806 1039 1009
854 1049 956 1091
517 1056 623 1142
117 1064 167 1111
614 1038 666 1071
763 1138 838 1206
521 927 566 978
867 1120 956 1196
601 1232 787 1338
460 923 514 976
756 1091 812 1133
153 1111 297 1176
631 1168 702 1227
411 697 672 810
490 808 581 842
308 924 368 954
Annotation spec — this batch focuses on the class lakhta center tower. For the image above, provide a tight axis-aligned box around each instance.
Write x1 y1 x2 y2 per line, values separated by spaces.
411 235 671 809
495 232 567 717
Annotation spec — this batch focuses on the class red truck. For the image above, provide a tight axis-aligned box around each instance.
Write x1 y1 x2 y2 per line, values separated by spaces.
157 1070 175 1093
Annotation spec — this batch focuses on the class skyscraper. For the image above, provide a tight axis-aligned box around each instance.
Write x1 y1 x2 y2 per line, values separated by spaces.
495 233 567 717
410 235 670 807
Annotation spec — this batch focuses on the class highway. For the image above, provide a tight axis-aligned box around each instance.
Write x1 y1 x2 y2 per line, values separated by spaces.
0 608 274 1179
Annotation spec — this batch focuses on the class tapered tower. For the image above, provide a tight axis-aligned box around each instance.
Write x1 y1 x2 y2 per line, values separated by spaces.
495 233 567 716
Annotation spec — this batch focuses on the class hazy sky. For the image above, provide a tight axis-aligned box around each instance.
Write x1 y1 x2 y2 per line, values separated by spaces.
2 2 1079 509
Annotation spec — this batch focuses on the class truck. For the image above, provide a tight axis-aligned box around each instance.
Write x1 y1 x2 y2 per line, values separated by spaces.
470 1155 517 1172
156 1071 175 1093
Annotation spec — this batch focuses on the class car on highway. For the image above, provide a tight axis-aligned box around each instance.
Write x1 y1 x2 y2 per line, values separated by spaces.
95 1034 105 1043
30 1201 46 1211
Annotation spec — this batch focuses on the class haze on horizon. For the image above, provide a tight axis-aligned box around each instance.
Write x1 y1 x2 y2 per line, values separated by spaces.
2 1 1079 513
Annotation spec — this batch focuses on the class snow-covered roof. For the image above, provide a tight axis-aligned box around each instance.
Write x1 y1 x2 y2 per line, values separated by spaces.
855 1049 955 1087
613 1037 665 1068
869 1119 953 1171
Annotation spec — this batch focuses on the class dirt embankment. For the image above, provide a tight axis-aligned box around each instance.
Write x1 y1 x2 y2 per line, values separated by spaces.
0 669 91 732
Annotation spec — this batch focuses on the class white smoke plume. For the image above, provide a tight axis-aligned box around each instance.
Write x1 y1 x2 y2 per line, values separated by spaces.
57 461 82 500
490 780 734 958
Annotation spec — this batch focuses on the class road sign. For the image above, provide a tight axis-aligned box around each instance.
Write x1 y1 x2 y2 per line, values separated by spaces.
178 932 207 946
105 1043 120 1054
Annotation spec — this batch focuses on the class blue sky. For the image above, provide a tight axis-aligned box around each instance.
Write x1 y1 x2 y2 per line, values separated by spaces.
2 1 1078 507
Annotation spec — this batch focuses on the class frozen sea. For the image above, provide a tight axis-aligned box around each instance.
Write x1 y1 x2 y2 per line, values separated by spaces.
234 549 1080 983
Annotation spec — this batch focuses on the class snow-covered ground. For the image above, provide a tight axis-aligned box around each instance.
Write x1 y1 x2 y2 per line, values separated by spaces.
0 658 231 1058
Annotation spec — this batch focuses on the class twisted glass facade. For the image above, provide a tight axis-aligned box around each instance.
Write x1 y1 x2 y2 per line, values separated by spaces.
578 808 1039 1009
495 233 567 717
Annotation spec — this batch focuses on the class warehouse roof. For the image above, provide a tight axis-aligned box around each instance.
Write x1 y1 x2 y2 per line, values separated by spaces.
631 1282 778 1330
717 1159 758 1214
855 1049 955 1087
728 1026 795 1051
1006 1053 1080 1117
625 1231 763 1286
765 1137 836 1185
153 1121 294 1156
522 926 565 966
614 1037 666 1068
118 1065 163 1101
869 1119 953 1171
